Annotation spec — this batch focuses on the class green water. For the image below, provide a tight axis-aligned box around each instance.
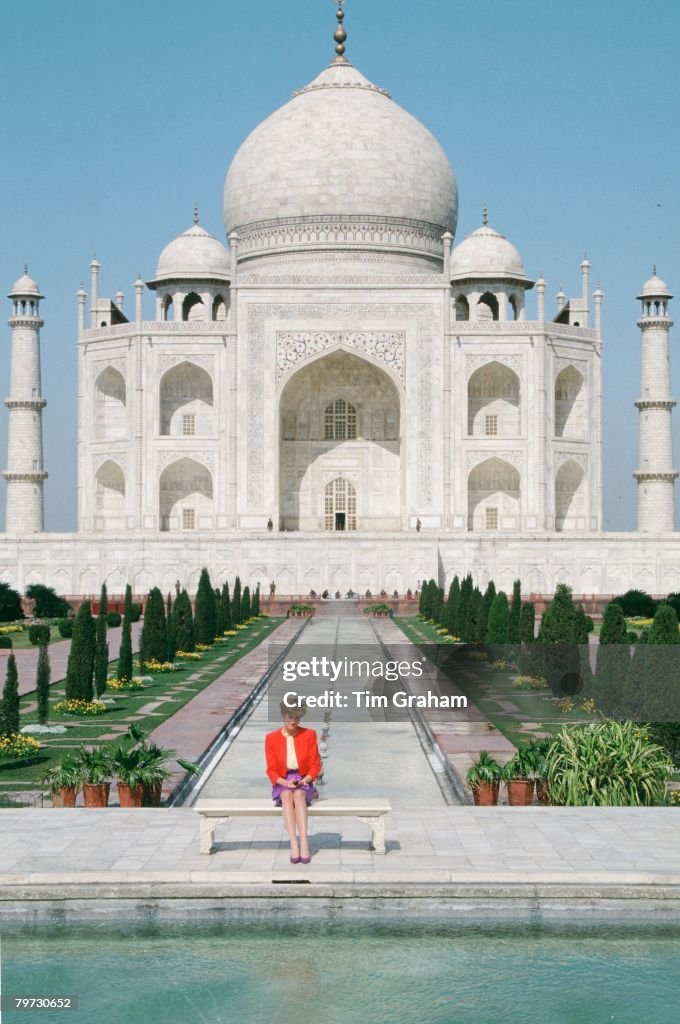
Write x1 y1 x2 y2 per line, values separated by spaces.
1 919 679 1023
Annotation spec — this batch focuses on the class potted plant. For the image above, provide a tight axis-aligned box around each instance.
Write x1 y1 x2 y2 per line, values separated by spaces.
502 745 536 806
73 745 114 807
466 750 503 805
126 724 201 806
41 754 81 807
112 745 147 807
524 737 552 805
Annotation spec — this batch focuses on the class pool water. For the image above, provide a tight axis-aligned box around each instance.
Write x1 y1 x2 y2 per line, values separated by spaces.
1 918 679 1024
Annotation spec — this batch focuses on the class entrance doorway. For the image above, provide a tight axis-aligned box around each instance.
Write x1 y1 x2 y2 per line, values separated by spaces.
324 478 356 531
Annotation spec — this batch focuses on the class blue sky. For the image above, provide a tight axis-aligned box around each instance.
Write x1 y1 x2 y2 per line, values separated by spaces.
0 0 678 531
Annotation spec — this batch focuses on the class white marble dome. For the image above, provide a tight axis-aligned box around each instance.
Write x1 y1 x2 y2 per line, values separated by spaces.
450 222 527 282
223 61 458 269
9 270 42 297
639 272 672 299
154 222 230 283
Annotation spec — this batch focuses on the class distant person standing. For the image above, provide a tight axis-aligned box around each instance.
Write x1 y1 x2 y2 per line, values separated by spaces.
269 580 276 599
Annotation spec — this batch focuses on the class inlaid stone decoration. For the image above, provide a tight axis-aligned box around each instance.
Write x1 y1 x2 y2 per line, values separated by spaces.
276 330 405 385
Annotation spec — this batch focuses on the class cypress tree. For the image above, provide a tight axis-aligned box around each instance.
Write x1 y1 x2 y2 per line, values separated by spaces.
519 602 536 643
508 580 522 644
477 580 496 643
241 585 252 622
66 600 96 700
649 603 680 644
465 587 483 644
173 589 195 652
140 587 167 665
592 603 630 715
433 587 445 626
36 644 51 725
117 585 134 682
195 568 216 645
518 601 537 674
0 653 20 736
214 588 224 637
486 591 509 646
541 584 577 643
221 582 232 632
232 576 242 626
644 604 680 722
540 584 579 697
166 592 177 663
445 576 460 636
253 584 261 617
94 583 109 697
455 574 473 639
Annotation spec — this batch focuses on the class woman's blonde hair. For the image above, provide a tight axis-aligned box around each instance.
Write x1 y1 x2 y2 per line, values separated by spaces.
279 696 307 720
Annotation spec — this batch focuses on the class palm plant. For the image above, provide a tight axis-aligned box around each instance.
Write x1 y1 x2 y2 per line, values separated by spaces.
466 750 503 787
124 724 200 804
73 744 114 784
41 754 81 793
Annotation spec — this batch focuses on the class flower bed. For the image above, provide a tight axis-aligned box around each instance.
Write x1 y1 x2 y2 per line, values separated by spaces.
143 659 177 673
107 677 146 691
512 675 548 690
195 642 212 652
491 660 518 672
176 650 202 660
53 699 108 717
0 734 41 760
0 624 24 635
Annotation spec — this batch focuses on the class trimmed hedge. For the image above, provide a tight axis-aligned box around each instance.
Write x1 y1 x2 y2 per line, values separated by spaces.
106 611 122 627
0 635 13 649
57 619 74 639
130 603 142 623
28 624 51 646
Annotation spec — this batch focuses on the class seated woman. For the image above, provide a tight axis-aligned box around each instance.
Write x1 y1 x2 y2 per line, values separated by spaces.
265 699 321 864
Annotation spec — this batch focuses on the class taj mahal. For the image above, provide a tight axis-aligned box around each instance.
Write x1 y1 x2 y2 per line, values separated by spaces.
1 6 678 599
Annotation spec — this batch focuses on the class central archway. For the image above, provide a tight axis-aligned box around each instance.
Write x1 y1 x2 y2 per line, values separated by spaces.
278 349 402 531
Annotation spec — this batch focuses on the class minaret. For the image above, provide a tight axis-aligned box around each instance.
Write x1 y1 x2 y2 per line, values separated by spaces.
4 270 48 533
634 269 677 532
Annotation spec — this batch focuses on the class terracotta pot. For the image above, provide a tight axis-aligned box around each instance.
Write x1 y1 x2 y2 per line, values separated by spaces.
535 778 551 806
472 781 500 806
506 779 535 806
117 783 144 808
53 786 77 808
142 781 163 807
82 782 110 808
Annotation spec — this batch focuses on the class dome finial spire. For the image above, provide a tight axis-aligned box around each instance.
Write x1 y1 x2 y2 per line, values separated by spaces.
333 0 348 64
482 205 488 226
193 204 199 225
653 264 657 276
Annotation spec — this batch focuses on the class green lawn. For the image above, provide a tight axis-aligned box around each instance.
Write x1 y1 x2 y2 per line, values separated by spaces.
394 616 597 748
0 616 283 792
0 624 70 650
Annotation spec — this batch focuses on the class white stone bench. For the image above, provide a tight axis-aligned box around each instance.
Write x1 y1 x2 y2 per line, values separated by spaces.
195 798 392 855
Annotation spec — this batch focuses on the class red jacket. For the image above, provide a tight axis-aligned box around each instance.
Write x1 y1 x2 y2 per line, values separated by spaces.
265 727 322 785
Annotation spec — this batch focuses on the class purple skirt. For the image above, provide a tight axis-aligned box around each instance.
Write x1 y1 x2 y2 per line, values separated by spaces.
271 770 316 807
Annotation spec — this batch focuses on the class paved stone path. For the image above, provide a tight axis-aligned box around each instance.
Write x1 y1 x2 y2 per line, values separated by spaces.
373 617 516 797
198 606 447 810
1 807 679 889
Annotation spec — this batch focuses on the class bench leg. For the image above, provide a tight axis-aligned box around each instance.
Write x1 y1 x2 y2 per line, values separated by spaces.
358 816 386 855
200 817 216 854
199 816 230 854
